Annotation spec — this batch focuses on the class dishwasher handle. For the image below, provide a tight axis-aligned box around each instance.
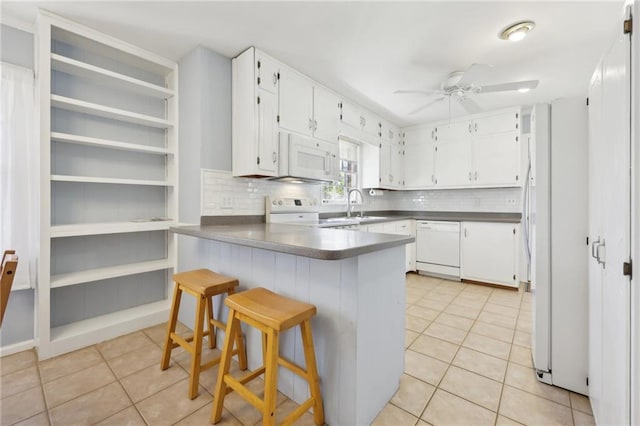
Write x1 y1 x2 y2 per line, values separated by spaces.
417 221 460 232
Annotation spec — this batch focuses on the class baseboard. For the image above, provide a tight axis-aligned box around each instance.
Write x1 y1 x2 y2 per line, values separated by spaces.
0 339 35 357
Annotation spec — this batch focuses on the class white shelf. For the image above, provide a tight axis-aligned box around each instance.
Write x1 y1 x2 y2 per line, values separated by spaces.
51 54 174 99
51 220 175 238
49 300 170 355
51 95 172 129
51 132 171 155
51 174 172 186
51 259 174 288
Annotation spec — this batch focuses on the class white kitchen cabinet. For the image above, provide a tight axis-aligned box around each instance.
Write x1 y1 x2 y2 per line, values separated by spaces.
472 132 520 186
381 120 401 145
38 13 178 358
379 141 404 189
340 100 380 140
232 48 281 177
312 85 341 144
433 137 473 187
361 142 380 188
404 126 435 189
460 222 519 288
364 220 415 272
279 66 314 137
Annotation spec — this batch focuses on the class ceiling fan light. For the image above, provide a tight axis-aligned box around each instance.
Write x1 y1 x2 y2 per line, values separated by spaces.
500 21 535 42
518 87 531 93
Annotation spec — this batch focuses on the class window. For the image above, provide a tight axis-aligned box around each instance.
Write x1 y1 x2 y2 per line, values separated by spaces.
322 138 360 204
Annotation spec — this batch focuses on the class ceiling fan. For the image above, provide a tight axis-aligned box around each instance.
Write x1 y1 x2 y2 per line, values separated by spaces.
395 64 539 115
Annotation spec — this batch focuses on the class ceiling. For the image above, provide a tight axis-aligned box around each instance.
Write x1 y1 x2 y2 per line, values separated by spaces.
2 1 624 126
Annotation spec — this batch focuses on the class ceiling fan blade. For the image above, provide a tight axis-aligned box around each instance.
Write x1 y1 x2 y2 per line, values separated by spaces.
394 89 443 96
478 80 539 94
457 63 494 86
458 97 483 114
409 97 446 115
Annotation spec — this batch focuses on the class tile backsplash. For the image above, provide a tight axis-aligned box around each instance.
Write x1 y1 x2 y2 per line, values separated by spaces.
201 169 522 216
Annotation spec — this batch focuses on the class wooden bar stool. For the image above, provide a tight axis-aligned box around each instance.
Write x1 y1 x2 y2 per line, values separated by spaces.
161 269 247 399
211 287 324 426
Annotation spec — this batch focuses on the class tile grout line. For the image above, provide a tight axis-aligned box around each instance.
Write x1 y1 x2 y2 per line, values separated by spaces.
32 349 54 426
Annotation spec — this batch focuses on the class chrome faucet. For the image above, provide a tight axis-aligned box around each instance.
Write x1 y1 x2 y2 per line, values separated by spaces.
346 188 365 218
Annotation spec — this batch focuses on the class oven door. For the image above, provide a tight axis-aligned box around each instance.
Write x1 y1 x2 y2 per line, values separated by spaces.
279 133 339 182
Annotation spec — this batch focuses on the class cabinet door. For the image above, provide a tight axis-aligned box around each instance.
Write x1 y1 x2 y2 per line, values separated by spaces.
472 132 520 186
378 141 392 187
473 110 519 135
312 86 340 144
404 127 435 188
340 100 362 130
256 88 279 173
435 120 471 140
434 138 472 187
460 222 518 287
256 54 279 94
361 142 380 188
279 67 313 136
361 110 379 137
391 144 405 188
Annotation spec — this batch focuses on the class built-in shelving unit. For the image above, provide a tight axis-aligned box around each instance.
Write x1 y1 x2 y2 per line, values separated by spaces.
38 11 178 359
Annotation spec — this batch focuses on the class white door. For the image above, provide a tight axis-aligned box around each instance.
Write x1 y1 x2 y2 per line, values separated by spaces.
312 86 340 144
588 8 632 424
391 144 404 188
378 141 392 187
473 111 519 135
434 137 472 187
340 100 363 130
404 127 435 189
256 54 279 94
460 222 518 287
472 132 520 186
256 88 279 173
279 67 313 136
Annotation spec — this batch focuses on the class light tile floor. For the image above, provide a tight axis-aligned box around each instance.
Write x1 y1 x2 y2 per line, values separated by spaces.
0 274 594 425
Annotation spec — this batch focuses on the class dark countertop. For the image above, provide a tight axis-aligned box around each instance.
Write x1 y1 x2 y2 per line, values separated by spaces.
171 223 415 260
319 211 522 224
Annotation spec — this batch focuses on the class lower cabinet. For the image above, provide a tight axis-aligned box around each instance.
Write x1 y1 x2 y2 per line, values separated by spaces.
365 220 415 272
460 221 519 288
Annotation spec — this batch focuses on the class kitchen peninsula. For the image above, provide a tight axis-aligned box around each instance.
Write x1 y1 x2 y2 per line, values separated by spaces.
171 223 413 425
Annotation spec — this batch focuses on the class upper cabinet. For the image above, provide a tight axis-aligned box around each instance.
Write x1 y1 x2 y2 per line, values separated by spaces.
312 86 341 143
279 67 314 137
404 126 436 189
340 101 380 141
232 48 280 177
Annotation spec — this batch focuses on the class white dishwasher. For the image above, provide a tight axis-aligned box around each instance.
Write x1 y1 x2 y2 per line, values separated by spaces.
416 221 461 279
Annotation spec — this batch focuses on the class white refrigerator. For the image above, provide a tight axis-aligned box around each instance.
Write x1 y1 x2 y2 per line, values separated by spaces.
526 98 589 395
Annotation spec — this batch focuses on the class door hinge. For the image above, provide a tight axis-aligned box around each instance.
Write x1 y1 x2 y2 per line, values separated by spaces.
257 156 260 165
513 228 516 235
586 236 589 246
586 97 589 106
257 96 260 104
277 115 280 123
586 377 589 386
257 60 261 69
623 260 632 278
257 77 261 85
277 72 280 80
513 274 516 280
624 18 632 34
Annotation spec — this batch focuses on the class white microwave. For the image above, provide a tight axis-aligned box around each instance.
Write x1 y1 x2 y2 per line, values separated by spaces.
276 132 339 182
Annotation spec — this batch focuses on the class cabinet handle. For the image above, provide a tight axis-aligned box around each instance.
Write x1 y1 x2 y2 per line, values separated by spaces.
475 122 478 132
431 174 435 183
475 171 478 180
314 120 318 131
464 228 468 238
596 239 606 266
390 174 394 183
468 123 472 133
591 237 600 259
309 118 314 130
272 73 278 85
431 129 435 139
272 151 277 164
468 172 473 181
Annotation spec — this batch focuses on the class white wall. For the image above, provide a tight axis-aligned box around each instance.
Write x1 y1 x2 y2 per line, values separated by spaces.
0 24 35 350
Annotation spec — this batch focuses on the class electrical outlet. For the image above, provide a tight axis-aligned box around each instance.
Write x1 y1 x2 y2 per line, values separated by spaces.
221 196 233 209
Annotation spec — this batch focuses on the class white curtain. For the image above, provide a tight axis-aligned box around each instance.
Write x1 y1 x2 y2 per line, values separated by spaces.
0 61 37 290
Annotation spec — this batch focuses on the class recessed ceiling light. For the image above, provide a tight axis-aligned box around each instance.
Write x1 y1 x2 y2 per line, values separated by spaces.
500 21 535 42
518 87 531 93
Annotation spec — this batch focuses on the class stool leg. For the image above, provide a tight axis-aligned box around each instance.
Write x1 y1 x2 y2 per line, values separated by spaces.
188 294 206 399
211 308 240 424
263 328 280 426
206 296 215 349
161 283 182 370
301 320 324 425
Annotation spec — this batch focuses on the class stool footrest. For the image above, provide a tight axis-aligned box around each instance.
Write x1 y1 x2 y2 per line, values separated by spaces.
200 349 241 372
224 374 265 412
171 333 195 354
277 356 307 379
210 318 226 330
282 398 315 426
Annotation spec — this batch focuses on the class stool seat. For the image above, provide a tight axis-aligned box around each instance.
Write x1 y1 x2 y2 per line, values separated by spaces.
226 288 316 331
172 269 238 297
